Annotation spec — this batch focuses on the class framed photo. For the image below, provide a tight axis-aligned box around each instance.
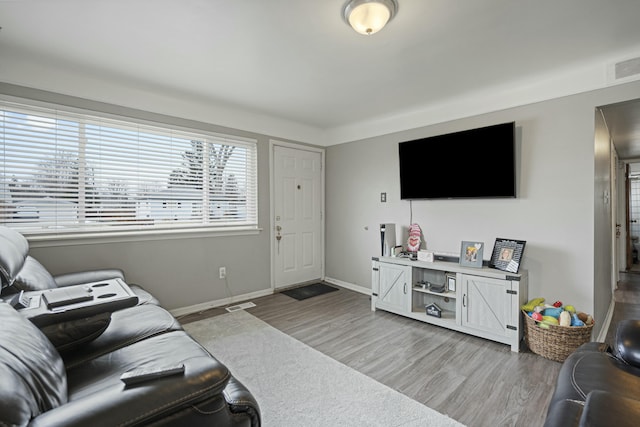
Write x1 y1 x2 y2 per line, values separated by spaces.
445 272 456 292
490 238 526 273
459 241 484 268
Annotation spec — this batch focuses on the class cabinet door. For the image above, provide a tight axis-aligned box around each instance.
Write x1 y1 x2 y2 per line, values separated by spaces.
461 274 510 336
376 263 411 313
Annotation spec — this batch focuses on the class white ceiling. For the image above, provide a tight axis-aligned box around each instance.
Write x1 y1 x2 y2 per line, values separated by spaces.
1 0 640 146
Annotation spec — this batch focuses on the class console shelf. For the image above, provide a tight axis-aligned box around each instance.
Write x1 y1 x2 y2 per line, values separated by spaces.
412 286 456 298
371 256 528 352
16 278 138 327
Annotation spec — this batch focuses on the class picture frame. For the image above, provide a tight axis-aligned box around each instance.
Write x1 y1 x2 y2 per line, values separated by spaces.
489 238 527 273
459 241 484 268
445 272 456 292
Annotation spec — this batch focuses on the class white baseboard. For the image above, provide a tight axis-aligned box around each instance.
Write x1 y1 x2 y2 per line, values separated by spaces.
596 297 616 342
171 277 371 318
324 276 371 295
170 288 273 318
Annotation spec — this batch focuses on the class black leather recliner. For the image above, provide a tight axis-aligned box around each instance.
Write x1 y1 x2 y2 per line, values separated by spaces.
0 226 158 306
543 319 640 427
0 226 260 426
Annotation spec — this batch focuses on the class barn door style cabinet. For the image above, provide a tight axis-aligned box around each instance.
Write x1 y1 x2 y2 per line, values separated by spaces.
371 256 528 351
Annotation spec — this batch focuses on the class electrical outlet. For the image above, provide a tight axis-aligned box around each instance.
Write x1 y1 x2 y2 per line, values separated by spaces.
219 267 226 279
381 192 387 202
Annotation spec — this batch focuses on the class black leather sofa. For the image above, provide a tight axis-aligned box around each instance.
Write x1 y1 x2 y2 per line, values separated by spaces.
0 226 260 426
543 319 640 427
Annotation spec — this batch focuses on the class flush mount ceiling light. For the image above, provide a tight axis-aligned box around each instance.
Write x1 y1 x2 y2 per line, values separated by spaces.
343 0 398 35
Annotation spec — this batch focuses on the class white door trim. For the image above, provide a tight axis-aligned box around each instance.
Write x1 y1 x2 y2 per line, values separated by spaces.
269 140 325 290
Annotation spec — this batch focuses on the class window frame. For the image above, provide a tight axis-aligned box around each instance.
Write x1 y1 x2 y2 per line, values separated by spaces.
0 95 260 243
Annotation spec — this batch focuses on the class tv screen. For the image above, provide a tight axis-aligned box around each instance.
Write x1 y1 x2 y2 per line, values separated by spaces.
399 122 516 200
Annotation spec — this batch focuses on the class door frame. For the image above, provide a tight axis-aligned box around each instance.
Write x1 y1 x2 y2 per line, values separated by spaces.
624 163 632 271
269 140 325 290
610 148 619 287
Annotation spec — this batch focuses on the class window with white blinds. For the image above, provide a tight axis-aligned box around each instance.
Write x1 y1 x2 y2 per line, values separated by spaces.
0 100 258 236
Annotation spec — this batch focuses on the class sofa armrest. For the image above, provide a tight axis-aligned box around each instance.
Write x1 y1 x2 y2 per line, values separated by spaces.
543 398 584 427
54 269 125 287
21 280 138 328
615 319 640 368
30 356 235 427
545 392 640 427
579 390 640 426
54 271 159 305
224 376 261 426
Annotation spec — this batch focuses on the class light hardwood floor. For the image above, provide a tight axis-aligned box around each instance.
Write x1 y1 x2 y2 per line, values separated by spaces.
605 271 640 345
182 287 566 426
180 273 640 427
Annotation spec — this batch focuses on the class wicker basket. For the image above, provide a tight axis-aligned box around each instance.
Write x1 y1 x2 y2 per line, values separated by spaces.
522 310 594 362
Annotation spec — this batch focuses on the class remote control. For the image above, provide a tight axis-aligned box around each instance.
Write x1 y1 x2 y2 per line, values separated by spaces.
120 364 185 385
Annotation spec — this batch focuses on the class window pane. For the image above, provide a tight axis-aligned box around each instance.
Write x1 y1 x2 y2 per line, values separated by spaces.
0 99 258 235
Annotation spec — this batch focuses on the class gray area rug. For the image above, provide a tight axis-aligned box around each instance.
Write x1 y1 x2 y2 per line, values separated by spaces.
184 310 464 427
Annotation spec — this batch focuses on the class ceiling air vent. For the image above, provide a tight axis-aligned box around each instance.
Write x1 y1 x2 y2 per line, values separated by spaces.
608 55 640 84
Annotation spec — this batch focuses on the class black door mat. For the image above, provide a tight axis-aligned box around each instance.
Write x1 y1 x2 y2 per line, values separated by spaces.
280 283 339 301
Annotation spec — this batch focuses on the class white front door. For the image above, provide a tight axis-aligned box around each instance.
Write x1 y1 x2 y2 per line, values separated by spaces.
273 144 323 289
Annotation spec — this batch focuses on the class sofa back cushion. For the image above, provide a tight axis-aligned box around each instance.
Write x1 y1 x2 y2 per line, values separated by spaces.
0 303 67 426
0 227 29 288
12 256 58 292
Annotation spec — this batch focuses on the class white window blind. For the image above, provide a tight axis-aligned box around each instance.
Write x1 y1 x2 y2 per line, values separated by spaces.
0 99 258 236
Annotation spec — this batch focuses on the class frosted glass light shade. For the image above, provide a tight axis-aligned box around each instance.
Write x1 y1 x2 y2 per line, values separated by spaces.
343 0 398 35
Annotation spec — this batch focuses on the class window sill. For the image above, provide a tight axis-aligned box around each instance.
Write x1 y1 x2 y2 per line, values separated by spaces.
27 226 262 248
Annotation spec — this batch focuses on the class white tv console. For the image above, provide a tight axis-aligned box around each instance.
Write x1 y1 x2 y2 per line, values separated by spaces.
371 256 528 351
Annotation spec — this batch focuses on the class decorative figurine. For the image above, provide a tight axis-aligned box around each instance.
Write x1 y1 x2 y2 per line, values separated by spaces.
407 223 422 252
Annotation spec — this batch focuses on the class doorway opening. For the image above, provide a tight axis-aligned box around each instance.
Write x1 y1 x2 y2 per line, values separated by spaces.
628 163 640 272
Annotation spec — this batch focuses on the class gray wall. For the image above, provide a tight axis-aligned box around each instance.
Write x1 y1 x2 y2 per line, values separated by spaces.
29 231 271 310
3 79 640 336
325 80 640 338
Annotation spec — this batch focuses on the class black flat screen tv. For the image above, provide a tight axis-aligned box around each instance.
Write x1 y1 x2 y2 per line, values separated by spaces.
399 121 516 200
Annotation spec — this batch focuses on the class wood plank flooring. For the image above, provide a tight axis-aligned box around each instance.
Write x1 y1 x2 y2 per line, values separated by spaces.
605 272 640 345
180 273 640 426
181 287 564 427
